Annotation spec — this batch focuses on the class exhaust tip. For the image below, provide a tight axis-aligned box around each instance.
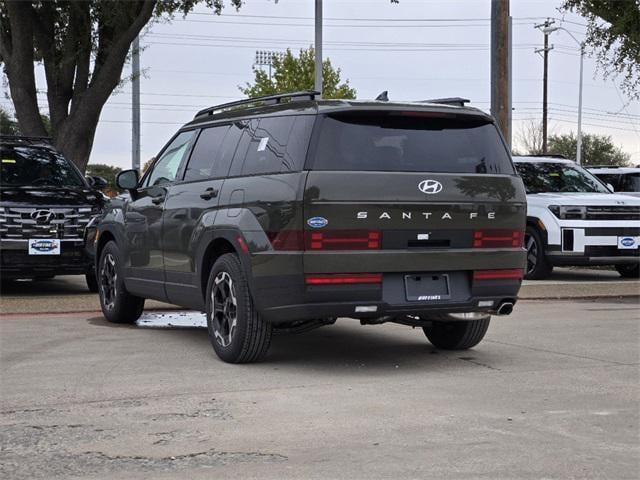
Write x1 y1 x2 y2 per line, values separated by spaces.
496 302 514 316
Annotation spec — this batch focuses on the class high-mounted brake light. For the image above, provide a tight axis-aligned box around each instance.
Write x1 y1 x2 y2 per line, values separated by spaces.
305 273 383 285
473 269 524 281
473 229 523 248
306 230 381 250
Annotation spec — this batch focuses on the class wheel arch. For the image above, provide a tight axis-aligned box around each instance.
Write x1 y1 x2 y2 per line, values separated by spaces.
198 230 253 305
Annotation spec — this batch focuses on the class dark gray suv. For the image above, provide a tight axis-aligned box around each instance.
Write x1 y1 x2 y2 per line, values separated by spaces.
88 91 527 363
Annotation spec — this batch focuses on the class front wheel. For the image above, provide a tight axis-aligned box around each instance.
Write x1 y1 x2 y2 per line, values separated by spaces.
98 241 145 324
524 226 553 280
615 264 640 278
423 316 491 350
85 270 99 293
206 253 272 363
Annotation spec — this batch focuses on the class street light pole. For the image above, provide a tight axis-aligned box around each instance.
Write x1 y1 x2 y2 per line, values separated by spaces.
314 0 323 96
576 43 584 165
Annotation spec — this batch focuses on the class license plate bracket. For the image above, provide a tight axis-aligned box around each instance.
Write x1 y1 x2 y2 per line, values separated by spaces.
28 239 61 255
617 236 639 250
404 274 450 301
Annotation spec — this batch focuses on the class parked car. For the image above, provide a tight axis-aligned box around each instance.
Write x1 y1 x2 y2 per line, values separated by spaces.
88 91 527 363
587 166 640 197
0 135 107 291
513 156 640 279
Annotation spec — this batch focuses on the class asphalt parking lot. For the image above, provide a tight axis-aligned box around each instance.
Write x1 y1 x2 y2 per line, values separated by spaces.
1 269 639 479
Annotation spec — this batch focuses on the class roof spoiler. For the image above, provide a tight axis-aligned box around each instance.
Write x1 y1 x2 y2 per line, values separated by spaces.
194 90 320 119
419 97 471 107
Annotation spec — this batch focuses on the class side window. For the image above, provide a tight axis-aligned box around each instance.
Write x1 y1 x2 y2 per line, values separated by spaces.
183 125 229 182
286 116 315 171
228 120 257 177
146 131 194 187
241 116 296 176
218 122 246 178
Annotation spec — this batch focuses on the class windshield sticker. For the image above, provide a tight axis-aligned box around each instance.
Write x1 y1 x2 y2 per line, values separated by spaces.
257 137 269 152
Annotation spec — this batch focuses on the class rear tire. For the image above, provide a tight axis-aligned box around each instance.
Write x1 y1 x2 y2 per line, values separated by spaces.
423 316 491 350
615 264 640 278
98 241 144 324
524 226 553 280
206 253 272 363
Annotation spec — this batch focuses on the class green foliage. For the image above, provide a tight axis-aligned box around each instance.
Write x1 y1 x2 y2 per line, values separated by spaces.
0 0 243 172
561 0 640 99
0 106 51 136
0 106 19 135
548 132 631 166
240 47 356 100
86 163 123 196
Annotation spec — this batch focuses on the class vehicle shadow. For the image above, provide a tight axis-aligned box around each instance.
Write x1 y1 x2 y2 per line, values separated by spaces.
86 313 487 373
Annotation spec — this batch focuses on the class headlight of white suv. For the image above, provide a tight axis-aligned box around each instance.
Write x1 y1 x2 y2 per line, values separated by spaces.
548 205 587 219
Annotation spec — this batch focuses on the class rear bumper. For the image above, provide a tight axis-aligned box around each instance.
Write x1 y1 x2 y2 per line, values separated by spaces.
254 269 521 323
0 239 92 279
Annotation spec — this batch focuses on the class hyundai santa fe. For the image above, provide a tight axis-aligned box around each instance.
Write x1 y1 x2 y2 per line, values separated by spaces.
88 91 527 363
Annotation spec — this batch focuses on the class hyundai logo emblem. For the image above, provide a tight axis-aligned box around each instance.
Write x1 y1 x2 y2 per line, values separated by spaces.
418 179 443 194
30 210 55 224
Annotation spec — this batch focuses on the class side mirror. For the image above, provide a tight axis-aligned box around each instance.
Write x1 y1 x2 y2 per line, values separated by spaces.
116 169 139 190
606 183 615 193
87 176 108 190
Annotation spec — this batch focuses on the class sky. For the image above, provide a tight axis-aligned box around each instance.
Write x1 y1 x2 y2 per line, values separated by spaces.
4 0 639 169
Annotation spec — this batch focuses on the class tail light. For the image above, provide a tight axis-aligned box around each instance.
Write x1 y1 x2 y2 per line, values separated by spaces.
305 273 383 285
473 229 523 248
473 269 524 280
306 230 381 250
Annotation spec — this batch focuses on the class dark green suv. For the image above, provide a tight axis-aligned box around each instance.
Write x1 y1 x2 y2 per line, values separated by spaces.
89 91 527 363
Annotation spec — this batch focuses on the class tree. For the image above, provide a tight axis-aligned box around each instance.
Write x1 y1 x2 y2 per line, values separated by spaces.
0 0 242 173
561 0 640 100
0 105 18 134
240 47 357 100
0 105 50 135
548 132 631 166
86 163 122 196
515 120 546 156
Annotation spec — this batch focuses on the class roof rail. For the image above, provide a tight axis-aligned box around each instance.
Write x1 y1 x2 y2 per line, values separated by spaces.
194 90 320 119
588 165 620 169
526 153 569 159
419 97 471 107
0 135 53 145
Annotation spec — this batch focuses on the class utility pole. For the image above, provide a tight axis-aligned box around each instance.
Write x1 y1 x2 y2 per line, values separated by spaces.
535 19 554 154
131 36 141 173
490 0 511 147
315 0 323 96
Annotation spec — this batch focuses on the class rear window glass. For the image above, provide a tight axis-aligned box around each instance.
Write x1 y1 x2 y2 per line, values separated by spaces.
0 146 85 188
310 113 513 174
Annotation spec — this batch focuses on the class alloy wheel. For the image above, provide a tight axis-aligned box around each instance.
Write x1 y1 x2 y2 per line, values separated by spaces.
211 271 238 348
525 232 538 275
100 253 117 310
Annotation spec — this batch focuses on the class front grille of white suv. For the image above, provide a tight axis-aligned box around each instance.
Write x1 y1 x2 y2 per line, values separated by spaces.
585 206 640 221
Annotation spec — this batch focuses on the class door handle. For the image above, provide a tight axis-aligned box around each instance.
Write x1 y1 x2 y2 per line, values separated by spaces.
200 187 219 200
151 196 165 205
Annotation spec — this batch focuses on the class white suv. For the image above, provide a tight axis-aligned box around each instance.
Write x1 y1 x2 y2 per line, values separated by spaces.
513 156 640 279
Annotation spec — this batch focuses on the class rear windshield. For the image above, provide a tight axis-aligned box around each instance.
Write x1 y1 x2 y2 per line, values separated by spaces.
310 113 514 174
0 146 85 188
515 162 610 194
